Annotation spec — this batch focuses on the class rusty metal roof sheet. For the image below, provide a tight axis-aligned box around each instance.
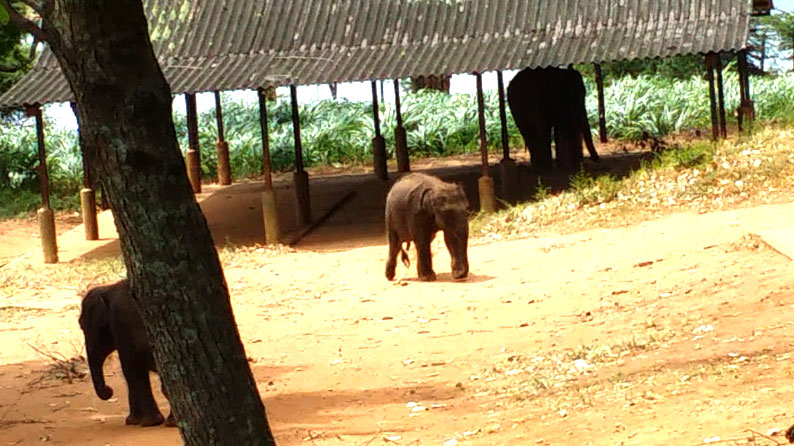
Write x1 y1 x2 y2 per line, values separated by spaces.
0 0 750 108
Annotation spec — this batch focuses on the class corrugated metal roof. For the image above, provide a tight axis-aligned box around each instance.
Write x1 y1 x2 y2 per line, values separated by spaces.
0 0 750 108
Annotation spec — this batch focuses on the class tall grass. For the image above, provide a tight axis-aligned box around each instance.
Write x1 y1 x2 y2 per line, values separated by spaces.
3 71 794 217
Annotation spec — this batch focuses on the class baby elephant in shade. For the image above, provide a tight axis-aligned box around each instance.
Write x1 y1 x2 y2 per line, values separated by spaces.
78 279 175 427
385 173 470 282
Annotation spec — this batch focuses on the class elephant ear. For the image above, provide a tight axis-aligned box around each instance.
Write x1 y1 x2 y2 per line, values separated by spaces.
79 288 110 333
419 187 436 214
453 182 469 209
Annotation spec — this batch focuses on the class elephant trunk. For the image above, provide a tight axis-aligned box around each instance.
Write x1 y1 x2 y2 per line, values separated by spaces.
451 248 469 280
444 228 469 280
87 347 113 400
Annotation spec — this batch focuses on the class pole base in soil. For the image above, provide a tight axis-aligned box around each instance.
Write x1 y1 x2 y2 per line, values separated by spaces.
80 188 99 241
395 126 410 173
372 135 388 181
186 149 202 193
293 170 312 226
37 207 58 264
261 189 280 245
216 141 232 185
478 175 498 213
498 158 519 204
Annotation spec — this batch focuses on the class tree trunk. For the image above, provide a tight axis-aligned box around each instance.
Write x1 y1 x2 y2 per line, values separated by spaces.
411 74 451 93
38 2 275 445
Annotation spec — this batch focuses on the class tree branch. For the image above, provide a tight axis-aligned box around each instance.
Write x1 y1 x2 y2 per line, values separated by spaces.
0 0 49 42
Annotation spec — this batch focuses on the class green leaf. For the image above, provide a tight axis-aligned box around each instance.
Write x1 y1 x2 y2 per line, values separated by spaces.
0 5 9 25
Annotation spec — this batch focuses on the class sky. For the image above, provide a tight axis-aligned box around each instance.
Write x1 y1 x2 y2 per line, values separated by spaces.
778 0 794 12
40 2 794 130
43 71 516 131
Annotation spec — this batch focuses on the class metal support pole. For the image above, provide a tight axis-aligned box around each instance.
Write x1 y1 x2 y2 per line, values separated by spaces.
705 54 719 141
26 105 58 263
258 87 279 244
185 92 202 193
214 90 232 185
393 79 410 172
290 85 305 174
496 71 511 160
496 71 518 203
475 73 497 213
70 102 98 241
736 49 755 132
594 63 608 143
715 54 727 139
290 85 311 226
371 80 388 180
258 88 274 190
475 73 490 178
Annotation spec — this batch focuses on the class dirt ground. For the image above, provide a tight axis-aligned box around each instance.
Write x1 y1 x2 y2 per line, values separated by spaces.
2 149 794 445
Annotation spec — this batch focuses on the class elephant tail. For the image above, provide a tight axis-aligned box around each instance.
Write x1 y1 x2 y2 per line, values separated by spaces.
400 242 411 268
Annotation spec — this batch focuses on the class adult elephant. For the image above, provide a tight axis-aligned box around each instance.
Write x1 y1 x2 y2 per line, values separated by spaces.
78 279 174 427
507 66 599 171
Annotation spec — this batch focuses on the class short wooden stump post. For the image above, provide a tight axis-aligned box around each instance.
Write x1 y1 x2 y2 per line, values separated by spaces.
38 207 58 264
372 135 388 181
293 170 311 227
395 126 409 173
80 188 99 240
478 176 497 213
498 157 519 204
261 189 280 245
216 141 231 186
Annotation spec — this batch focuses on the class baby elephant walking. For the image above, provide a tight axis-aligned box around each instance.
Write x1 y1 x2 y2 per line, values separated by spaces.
78 279 174 427
385 173 469 281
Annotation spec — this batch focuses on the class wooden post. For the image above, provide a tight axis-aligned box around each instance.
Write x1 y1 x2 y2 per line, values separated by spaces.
214 91 232 186
496 71 518 203
26 105 58 263
371 80 388 180
258 87 279 245
393 78 410 172
185 92 202 193
594 63 608 143
70 102 98 241
475 73 497 213
705 53 719 141
290 85 311 226
715 54 727 139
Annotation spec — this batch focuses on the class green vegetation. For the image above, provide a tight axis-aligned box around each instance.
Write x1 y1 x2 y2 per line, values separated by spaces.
471 125 794 238
3 72 794 219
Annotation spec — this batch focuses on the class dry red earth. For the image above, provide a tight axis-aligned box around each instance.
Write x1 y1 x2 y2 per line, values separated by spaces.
2 153 794 445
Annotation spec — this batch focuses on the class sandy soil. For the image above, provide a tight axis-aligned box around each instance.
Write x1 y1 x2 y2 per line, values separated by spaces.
2 197 794 445
2 141 794 445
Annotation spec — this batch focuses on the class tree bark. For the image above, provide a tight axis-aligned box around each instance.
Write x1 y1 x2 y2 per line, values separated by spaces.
35 1 275 445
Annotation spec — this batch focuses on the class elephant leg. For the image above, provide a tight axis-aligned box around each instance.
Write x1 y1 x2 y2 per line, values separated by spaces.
120 354 164 427
385 229 401 281
580 110 599 161
555 127 583 171
529 123 553 172
415 231 436 282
